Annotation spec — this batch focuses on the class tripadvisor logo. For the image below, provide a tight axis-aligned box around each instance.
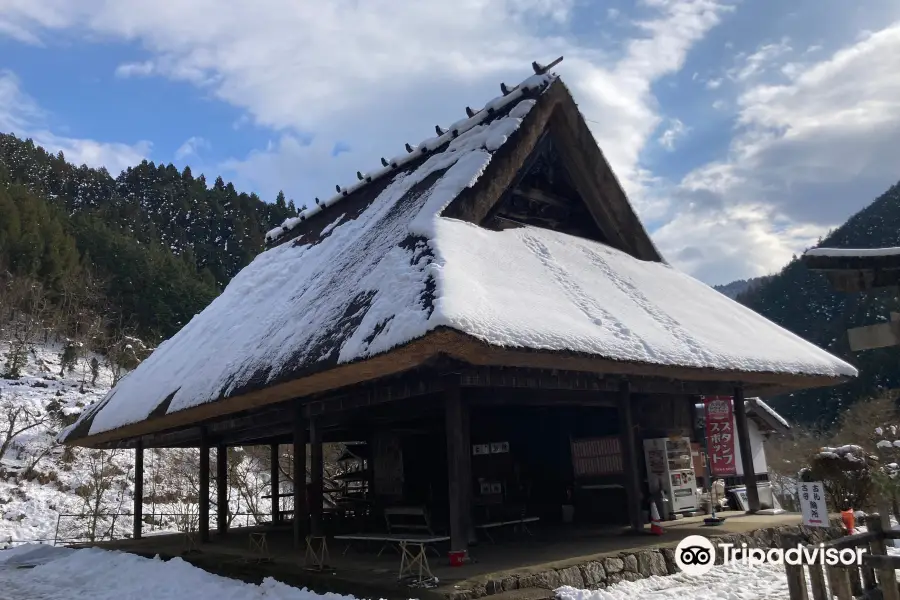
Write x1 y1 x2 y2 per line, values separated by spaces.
675 535 716 575
675 534 866 576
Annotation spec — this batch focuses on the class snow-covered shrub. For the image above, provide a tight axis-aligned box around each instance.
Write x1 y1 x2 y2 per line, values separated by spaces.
802 444 877 510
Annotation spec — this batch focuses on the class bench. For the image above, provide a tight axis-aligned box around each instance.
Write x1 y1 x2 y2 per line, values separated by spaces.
333 533 449 583
475 516 539 542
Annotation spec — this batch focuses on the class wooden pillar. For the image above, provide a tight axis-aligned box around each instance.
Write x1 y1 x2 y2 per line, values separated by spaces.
733 385 760 513
310 417 324 536
617 381 642 533
270 443 280 523
199 429 210 542
292 404 309 548
216 445 228 535
133 441 143 540
445 375 471 552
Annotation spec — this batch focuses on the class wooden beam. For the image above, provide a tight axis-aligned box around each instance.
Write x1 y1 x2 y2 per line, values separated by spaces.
444 374 471 552
292 403 309 548
133 441 143 540
496 210 566 228
310 417 323 536
617 381 642 533
199 429 210 542
733 386 760 513
270 444 280 522
216 445 228 535
513 185 574 209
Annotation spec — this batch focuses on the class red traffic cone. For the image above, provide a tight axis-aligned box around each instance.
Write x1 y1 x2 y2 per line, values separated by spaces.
650 501 665 535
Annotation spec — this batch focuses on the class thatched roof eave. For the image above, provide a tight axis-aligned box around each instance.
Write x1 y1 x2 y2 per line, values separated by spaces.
64 326 850 449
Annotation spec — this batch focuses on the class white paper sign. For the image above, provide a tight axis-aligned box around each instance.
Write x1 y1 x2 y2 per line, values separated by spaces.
799 481 829 527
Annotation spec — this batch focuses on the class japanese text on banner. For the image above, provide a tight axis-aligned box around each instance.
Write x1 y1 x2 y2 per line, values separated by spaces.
703 395 737 476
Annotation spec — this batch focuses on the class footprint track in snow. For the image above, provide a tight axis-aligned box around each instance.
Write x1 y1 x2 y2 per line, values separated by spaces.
521 233 656 360
579 246 720 366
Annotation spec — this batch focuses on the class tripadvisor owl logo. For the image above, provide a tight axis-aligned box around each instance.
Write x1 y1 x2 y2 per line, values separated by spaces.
675 535 716 575
674 533 866 576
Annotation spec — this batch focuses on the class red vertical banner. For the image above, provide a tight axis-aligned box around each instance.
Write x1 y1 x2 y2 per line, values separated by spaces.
703 396 737 476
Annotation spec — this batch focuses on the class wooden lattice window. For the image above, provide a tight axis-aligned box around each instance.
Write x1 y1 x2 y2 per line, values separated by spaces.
571 436 622 476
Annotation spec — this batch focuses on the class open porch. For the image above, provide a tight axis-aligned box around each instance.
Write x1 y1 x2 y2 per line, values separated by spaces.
118 364 790 559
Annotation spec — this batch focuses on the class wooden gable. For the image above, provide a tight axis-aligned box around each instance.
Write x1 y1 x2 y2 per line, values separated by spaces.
482 133 610 244
445 79 662 262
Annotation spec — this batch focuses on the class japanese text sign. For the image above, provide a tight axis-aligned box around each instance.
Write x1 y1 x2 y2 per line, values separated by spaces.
703 395 737 476
799 481 829 527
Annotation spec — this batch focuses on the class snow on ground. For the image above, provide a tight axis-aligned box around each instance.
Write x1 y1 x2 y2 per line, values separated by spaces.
0 341 118 546
2 341 281 548
559 519 900 600
0 545 367 600
558 559 793 600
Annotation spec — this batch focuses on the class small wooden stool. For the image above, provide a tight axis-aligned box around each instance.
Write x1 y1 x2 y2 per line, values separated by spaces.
304 535 330 571
248 532 271 563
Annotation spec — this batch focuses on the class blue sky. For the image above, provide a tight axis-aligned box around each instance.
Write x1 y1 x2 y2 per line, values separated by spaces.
1 0 899 284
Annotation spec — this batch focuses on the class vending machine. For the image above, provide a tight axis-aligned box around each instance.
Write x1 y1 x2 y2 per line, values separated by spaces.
643 436 699 514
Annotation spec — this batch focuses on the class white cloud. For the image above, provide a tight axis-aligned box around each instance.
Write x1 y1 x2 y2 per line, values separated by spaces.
0 70 44 133
115 60 155 78
32 131 151 173
728 38 792 82
658 118 689 150
655 23 900 284
174 136 209 161
0 70 150 172
705 77 722 89
0 0 730 221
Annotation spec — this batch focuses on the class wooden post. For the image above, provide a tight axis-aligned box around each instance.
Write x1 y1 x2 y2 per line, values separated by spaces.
270 444 280 523
133 441 143 540
782 534 808 600
808 557 828 600
867 514 900 600
310 417 323 536
827 565 852 600
847 563 863 597
732 385 760 513
445 374 471 552
617 381 642 532
293 403 309 549
199 429 210 543
216 445 228 535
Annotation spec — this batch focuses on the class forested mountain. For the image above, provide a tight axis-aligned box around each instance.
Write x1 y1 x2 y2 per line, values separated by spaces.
0 133 296 341
714 275 772 299
738 181 900 427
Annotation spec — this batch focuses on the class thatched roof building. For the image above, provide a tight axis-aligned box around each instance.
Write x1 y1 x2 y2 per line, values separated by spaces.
60 60 855 550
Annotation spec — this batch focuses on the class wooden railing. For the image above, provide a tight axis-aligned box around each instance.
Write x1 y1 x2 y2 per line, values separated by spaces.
784 514 900 600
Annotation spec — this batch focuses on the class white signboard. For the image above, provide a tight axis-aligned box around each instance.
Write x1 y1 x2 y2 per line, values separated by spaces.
799 481 829 527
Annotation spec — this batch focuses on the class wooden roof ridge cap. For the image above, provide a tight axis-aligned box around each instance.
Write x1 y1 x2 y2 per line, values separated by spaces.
265 59 564 246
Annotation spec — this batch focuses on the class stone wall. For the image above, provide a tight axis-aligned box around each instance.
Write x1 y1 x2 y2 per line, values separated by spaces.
446 522 844 600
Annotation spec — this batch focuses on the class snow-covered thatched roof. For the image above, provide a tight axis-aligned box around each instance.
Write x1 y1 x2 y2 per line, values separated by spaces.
62 64 856 447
